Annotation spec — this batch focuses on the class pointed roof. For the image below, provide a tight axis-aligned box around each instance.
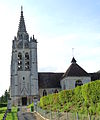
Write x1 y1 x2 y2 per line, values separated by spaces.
62 57 89 78
17 6 29 41
18 6 27 33
71 57 77 63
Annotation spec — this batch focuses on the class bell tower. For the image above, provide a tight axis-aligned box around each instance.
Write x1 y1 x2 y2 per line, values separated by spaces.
10 7 38 106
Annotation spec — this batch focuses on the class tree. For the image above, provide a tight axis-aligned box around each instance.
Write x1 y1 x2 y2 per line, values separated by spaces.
0 89 10 103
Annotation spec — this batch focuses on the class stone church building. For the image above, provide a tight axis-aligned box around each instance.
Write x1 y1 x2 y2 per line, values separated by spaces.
10 8 100 106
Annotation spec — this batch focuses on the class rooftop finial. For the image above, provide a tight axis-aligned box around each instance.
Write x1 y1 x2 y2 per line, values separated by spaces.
71 48 77 63
21 6 23 12
72 48 74 57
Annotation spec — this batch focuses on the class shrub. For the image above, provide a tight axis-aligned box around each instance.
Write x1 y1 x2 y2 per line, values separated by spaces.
39 80 100 115
74 86 83 103
96 103 100 115
88 104 96 115
0 103 7 107
58 90 69 104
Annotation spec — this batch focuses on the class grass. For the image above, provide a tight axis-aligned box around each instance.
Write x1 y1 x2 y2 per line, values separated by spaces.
27 102 34 112
0 107 7 120
27 102 34 108
6 106 18 120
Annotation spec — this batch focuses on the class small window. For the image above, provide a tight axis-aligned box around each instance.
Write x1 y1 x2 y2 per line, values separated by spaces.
18 52 22 60
25 65 29 70
43 89 47 96
75 80 83 87
18 65 22 70
25 53 29 60
25 61 29 65
18 61 22 65
54 89 58 93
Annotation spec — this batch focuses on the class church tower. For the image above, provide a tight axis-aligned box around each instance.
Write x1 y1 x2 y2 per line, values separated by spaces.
10 7 38 106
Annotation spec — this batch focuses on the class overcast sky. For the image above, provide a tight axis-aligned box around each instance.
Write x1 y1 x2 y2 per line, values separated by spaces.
0 0 100 96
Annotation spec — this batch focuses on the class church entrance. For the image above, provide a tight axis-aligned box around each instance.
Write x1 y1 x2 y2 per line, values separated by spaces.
22 97 27 106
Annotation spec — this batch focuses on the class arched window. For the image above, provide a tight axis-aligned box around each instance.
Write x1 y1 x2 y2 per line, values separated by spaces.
25 53 30 70
25 53 29 60
75 80 83 87
18 52 22 70
18 52 22 60
54 89 58 93
43 89 47 96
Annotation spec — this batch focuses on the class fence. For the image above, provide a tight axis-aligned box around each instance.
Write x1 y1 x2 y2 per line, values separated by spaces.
36 106 100 120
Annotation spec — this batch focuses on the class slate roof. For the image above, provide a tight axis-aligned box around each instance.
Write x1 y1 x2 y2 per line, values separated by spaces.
38 72 100 89
38 57 100 89
62 57 89 78
38 72 63 89
89 73 100 81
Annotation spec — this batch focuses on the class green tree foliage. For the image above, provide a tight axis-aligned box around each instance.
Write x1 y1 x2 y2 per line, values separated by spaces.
0 89 10 103
39 80 100 115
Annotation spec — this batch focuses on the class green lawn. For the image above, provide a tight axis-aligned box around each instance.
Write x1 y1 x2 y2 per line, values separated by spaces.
6 106 18 120
0 106 18 120
0 107 7 120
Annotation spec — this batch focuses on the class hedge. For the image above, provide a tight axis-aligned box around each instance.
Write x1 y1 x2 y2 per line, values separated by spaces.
39 80 100 115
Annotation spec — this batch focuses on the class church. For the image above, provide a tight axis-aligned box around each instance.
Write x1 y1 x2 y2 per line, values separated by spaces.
10 7 100 106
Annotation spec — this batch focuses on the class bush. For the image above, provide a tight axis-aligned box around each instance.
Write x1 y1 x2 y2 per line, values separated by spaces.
96 102 100 115
39 80 100 115
88 104 96 115
0 103 7 107
82 80 100 105
74 86 83 103
58 90 69 104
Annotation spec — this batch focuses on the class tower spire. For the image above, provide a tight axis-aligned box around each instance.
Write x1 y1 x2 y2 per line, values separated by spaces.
17 6 29 41
18 6 26 33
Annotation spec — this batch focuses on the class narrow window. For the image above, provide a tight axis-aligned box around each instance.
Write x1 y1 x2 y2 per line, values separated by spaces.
25 52 30 71
25 53 29 60
54 89 58 93
43 89 47 96
18 52 22 60
18 52 22 70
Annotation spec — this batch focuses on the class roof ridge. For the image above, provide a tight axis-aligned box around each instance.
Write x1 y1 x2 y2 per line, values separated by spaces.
62 61 89 78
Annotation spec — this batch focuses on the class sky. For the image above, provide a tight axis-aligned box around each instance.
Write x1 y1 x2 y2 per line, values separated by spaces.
0 0 100 96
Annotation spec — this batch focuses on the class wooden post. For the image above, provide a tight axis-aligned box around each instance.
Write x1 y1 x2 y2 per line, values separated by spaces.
76 112 79 120
50 110 52 120
66 112 68 120
88 113 91 120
